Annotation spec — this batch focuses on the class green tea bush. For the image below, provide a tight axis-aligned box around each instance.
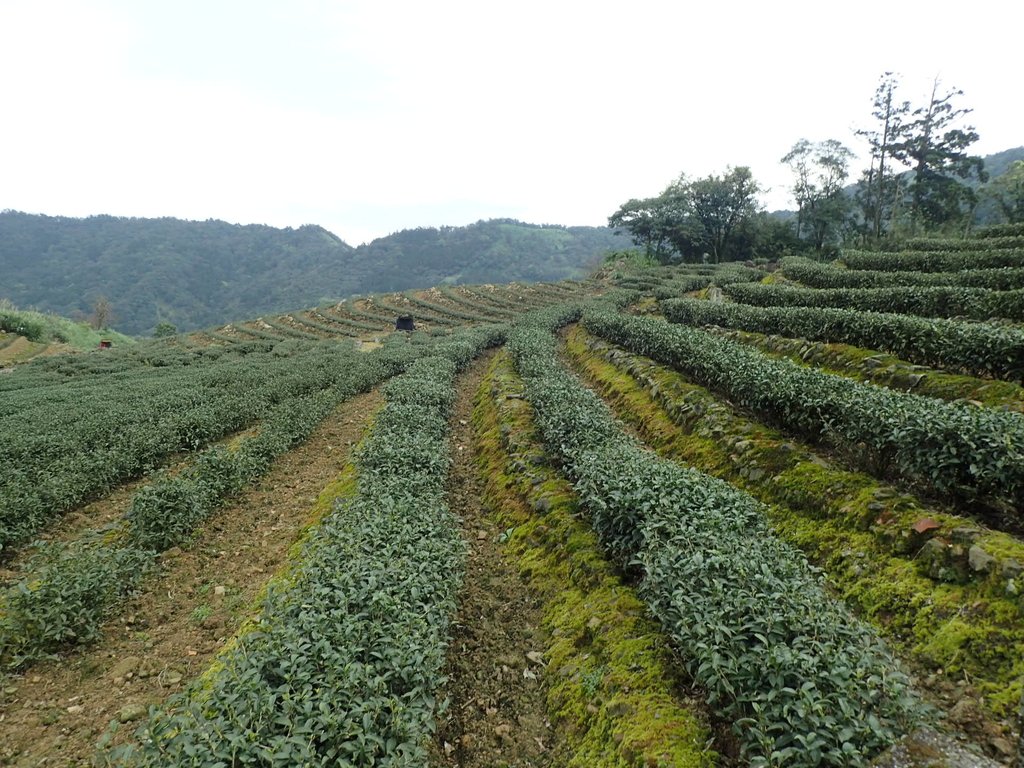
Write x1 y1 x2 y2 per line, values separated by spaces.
124 325 504 766
585 311 1024 515
661 297 1024 382
722 282 1024 321
506 313 927 766
782 256 1024 291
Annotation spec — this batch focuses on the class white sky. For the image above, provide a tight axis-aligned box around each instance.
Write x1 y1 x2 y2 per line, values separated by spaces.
1 1 1021 246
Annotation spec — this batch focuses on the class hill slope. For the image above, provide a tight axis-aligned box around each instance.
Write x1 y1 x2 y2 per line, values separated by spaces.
0 213 629 335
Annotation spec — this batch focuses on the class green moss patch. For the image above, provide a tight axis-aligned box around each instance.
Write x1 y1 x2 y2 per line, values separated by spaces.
472 352 716 767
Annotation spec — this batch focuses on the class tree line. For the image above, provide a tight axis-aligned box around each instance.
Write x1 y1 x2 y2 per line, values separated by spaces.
609 73 1024 263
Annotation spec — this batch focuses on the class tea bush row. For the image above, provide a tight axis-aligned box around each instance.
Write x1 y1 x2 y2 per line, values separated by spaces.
722 282 1024 321
585 310 1024 516
661 297 1024 382
0 338 427 668
123 326 504 766
506 311 926 766
782 256 1024 291
0 340 393 553
841 248 1024 272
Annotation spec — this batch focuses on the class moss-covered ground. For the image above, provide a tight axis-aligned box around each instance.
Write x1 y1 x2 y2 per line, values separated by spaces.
472 351 718 767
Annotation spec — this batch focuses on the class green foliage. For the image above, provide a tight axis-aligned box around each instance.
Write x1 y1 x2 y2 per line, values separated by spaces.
0 299 134 349
119 325 504 766
608 167 766 264
781 139 855 252
781 255 1024 291
841 246 1024 271
506 308 928 766
0 338 416 553
585 310 1024 518
661 296 1024 382
906 234 1024 251
473 352 715 767
568 326 1024 717
0 540 152 666
975 222 1024 239
152 321 177 338
722 281 1024 321
0 340 425 668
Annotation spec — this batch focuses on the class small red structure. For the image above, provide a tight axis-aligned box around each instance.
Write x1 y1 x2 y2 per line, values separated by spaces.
99 339 113 349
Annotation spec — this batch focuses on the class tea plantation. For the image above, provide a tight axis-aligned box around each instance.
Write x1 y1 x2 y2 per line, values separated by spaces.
0 239 1022 766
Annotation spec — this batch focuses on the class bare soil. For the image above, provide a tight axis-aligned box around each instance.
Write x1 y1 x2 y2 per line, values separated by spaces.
434 358 559 768
0 389 382 767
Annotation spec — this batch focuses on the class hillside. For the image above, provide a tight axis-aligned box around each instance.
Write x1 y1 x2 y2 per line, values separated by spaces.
0 299 134 365
1 239 1022 764
0 213 630 335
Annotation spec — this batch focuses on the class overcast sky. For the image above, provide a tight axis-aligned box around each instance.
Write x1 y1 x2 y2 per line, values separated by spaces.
1 1 1021 246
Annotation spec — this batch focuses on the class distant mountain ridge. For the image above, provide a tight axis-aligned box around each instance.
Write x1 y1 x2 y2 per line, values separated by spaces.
0 214 630 335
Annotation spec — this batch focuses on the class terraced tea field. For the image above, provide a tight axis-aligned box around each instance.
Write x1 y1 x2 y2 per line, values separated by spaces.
0 249 1022 766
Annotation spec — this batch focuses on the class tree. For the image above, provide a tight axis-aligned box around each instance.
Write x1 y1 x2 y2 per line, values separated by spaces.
91 296 113 330
608 197 676 262
855 72 911 242
153 321 178 338
894 77 986 231
684 166 762 263
782 139 855 254
982 160 1024 224
608 167 764 264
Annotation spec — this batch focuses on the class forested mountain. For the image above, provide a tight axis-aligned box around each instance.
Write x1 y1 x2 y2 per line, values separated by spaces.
0 213 629 335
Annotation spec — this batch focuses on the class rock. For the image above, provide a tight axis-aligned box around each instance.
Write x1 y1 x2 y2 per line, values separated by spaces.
531 496 552 514
968 545 996 574
951 527 980 547
1002 558 1022 579
213 585 226 597
948 698 982 728
919 538 949 571
109 655 142 682
911 518 942 536
607 701 634 718
988 736 1013 758
525 651 545 666
118 702 148 723
66 704 84 715
870 727 1002 767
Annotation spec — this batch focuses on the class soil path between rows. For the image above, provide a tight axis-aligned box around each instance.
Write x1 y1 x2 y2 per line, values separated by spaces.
0 388 383 767
435 356 558 768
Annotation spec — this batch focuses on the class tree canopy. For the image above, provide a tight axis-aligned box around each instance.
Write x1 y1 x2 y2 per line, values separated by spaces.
608 167 764 264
